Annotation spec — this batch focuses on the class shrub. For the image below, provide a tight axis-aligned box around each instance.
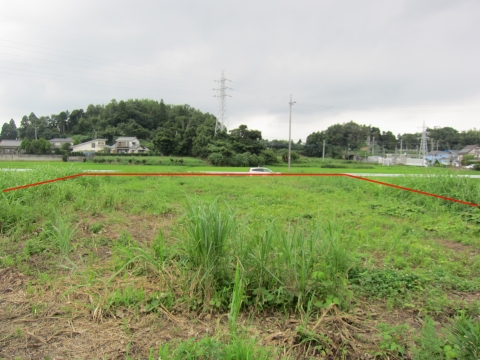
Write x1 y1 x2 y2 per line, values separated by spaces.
208 152 224 166
248 154 265 167
261 149 279 165
281 151 300 163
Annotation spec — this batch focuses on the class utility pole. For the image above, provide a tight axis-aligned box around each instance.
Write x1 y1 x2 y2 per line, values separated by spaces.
93 126 97 140
372 136 375 156
288 94 296 171
400 139 403 153
34 127 39 140
322 140 325 162
213 70 231 135
436 140 439 151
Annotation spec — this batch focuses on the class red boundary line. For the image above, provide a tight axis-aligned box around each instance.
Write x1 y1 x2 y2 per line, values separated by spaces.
2 172 479 207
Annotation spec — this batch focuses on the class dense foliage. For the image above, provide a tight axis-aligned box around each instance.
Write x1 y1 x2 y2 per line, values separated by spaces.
5 99 281 165
305 121 480 158
19 138 51 154
0 119 18 140
3 99 480 164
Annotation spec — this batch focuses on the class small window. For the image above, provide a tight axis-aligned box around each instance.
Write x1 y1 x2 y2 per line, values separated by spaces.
91 143 96 148
252 168 263 172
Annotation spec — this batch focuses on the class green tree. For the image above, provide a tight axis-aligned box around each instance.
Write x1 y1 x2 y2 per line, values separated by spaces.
0 119 18 140
153 130 176 155
229 124 265 155
61 142 71 152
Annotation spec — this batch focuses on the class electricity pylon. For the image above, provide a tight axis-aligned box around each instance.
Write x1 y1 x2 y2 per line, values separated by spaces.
213 70 231 135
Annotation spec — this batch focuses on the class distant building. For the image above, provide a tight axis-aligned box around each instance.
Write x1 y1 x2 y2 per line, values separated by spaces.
458 145 479 158
427 150 460 166
0 139 22 154
72 139 109 153
112 137 149 154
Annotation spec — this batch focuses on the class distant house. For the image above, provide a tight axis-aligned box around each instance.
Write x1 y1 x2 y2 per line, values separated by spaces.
49 138 74 148
72 139 109 153
427 150 460 166
0 139 22 154
112 137 149 154
458 145 479 158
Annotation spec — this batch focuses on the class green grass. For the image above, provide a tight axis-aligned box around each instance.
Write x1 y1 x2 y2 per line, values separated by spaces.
0 157 474 174
1 166 480 358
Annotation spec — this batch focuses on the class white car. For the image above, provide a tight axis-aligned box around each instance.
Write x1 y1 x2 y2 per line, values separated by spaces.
465 164 476 169
248 167 279 174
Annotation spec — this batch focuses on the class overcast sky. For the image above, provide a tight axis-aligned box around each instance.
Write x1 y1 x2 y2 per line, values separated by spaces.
1 0 479 141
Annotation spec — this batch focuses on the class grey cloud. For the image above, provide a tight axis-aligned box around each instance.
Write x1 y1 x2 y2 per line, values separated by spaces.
1 0 479 141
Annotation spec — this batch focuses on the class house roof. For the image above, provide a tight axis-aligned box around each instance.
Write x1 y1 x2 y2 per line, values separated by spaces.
459 145 479 155
49 138 74 143
0 140 22 147
72 139 107 147
115 137 137 142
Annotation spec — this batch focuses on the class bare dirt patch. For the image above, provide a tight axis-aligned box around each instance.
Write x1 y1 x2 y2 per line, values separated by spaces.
437 239 480 256
78 212 175 244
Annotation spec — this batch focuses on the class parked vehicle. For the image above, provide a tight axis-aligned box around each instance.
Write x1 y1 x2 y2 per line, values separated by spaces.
248 167 280 174
465 164 475 169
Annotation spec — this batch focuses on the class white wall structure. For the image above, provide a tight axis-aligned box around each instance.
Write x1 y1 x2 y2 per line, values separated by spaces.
72 139 109 153
405 158 427 167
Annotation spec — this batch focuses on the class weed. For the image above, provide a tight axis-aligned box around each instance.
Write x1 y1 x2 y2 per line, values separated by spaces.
183 197 235 303
89 223 104 234
228 262 244 332
349 267 424 298
412 316 445 359
105 286 145 311
447 312 480 359
50 216 77 257
375 323 408 357
154 335 274 359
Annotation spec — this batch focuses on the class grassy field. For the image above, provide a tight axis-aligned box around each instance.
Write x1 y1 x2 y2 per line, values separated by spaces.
0 156 475 175
1 165 480 359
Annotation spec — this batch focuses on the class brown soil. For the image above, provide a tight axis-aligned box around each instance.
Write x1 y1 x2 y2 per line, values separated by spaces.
437 239 480 256
0 265 398 360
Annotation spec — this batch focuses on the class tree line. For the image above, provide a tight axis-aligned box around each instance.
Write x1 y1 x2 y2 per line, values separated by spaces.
305 121 480 158
2 99 480 162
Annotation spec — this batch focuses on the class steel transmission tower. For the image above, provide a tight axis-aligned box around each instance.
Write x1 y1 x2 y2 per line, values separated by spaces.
213 70 231 135
419 121 429 166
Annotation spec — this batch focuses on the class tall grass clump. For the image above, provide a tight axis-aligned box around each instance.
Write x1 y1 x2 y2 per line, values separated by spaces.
183 197 236 302
447 313 480 359
50 216 77 257
229 262 244 332
0 193 32 233
240 219 354 312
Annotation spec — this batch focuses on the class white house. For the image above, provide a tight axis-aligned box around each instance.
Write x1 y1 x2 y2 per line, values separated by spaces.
72 139 109 153
112 137 149 153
